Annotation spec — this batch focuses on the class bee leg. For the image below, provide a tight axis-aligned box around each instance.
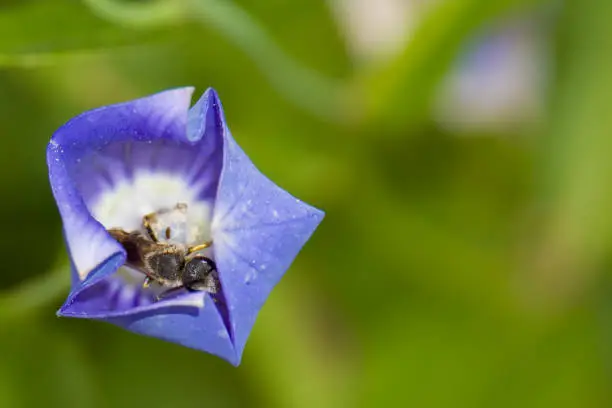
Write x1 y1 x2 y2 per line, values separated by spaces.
155 286 186 301
186 241 213 254
142 213 159 242
183 256 219 294
142 276 152 288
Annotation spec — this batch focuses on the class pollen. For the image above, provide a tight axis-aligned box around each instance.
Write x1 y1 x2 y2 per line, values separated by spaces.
145 202 210 248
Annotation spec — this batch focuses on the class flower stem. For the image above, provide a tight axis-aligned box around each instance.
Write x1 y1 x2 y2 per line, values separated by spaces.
82 0 345 121
185 0 344 121
82 0 185 27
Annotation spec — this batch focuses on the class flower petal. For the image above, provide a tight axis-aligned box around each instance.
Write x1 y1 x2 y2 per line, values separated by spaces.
60 279 236 364
48 87 195 280
186 88 224 201
58 252 126 314
103 293 237 365
208 92 325 361
48 145 124 282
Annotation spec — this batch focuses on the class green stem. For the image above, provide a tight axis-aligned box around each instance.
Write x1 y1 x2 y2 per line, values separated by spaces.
520 0 612 311
82 0 185 27
83 0 345 121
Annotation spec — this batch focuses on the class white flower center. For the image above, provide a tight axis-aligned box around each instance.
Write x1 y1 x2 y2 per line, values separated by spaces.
86 171 215 297
89 171 213 244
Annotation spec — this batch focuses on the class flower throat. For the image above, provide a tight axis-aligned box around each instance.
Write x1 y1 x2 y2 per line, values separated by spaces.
107 203 222 301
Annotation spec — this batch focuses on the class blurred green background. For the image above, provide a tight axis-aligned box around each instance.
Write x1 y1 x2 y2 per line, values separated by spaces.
2 0 612 407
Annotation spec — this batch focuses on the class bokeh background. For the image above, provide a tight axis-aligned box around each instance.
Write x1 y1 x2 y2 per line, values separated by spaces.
1 0 611 407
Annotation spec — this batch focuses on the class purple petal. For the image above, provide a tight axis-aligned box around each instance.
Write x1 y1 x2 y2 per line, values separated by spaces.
186 88 224 201
104 293 237 365
61 277 236 364
207 91 325 361
48 88 196 280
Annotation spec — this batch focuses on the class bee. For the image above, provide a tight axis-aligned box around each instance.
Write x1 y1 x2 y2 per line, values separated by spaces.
108 207 219 300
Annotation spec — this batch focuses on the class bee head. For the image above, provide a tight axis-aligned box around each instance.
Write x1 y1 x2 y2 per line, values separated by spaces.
182 256 218 293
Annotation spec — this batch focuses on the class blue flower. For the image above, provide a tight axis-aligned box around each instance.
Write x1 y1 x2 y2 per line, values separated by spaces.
47 87 324 365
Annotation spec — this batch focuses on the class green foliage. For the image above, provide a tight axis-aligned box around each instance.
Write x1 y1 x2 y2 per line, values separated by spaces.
0 1 175 66
1 0 612 407
361 0 548 130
